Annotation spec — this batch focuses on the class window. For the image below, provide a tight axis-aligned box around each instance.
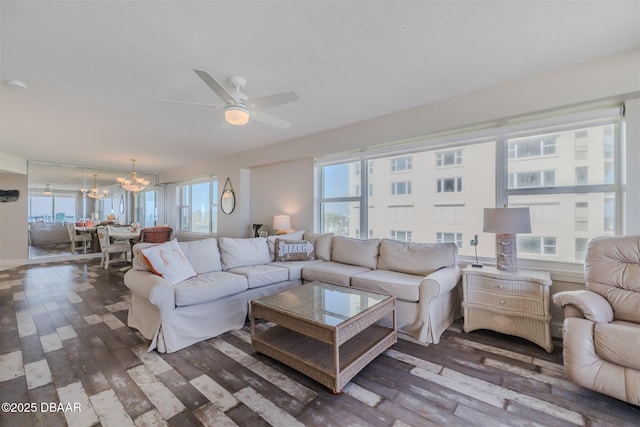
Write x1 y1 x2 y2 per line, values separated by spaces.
390 156 412 172
575 130 588 160
436 149 463 167
508 135 557 159
508 170 555 188
391 181 412 195
575 167 588 185
318 108 622 266
436 177 462 193
28 194 77 223
437 232 463 248
518 236 557 255
177 176 218 234
575 237 589 262
575 202 588 231
391 230 412 242
319 162 361 237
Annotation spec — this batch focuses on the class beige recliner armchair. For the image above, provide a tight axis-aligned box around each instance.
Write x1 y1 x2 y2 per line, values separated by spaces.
553 235 640 406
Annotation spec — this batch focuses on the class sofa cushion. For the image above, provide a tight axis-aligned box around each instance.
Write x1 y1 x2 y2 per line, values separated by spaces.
274 239 315 262
331 236 380 269
267 230 305 260
218 237 271 270
173 271 248 307
179 238 222 274
595 320 640 371
132 242 160 271
302 261 372 286
141 239 197 286
270 259 324 281
351 270 422 302
303 232 333 260
226 264 290 289
377 239 457 276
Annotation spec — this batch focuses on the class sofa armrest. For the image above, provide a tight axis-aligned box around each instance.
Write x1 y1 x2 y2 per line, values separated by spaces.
552 290 613 323
419 266 461 304
124 269 176 312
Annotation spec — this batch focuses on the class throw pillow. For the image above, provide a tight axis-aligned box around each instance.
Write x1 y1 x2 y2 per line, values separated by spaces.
274 239 315 262
267 230 305 260
140 239 197 285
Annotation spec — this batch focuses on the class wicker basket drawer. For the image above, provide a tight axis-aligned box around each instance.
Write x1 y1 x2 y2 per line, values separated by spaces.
465 275 542 298
467 289 544 315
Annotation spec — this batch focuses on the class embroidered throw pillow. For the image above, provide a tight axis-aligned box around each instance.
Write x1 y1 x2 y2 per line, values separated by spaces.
274 239 315 262
140 239 197 285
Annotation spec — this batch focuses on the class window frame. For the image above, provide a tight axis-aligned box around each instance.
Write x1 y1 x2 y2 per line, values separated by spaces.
317 105 626 277
176 175 218 235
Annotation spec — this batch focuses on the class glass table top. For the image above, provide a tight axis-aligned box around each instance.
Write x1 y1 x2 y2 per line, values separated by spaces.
254 282 392 326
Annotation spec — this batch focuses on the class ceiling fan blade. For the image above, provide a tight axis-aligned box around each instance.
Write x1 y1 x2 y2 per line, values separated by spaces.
193 69 235 104
248 91 300 111
160 99 224 108
252 111 292 129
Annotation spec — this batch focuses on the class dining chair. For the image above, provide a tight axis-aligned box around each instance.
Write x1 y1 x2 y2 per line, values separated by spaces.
66 223 91 254
139 226 173 243
96 226 131 269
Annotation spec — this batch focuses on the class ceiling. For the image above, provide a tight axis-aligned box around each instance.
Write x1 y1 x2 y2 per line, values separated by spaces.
1 1 639 178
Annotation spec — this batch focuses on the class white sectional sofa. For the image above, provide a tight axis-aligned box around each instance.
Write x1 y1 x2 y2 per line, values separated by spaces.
124 232 461 353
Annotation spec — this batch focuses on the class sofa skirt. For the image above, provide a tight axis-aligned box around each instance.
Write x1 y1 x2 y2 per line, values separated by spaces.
129 279 302 353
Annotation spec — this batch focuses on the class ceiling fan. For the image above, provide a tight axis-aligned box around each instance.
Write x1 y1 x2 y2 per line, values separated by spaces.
164 69 300 128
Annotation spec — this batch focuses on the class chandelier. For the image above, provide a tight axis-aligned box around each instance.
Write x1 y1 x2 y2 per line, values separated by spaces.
117 159 150 192
83 174 109 200
43 184 52 196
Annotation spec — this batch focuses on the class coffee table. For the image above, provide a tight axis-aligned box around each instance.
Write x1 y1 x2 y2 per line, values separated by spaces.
250 281 396 393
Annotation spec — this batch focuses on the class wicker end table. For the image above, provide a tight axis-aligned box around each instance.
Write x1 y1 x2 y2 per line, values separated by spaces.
462 266 553 352
250 281 397 393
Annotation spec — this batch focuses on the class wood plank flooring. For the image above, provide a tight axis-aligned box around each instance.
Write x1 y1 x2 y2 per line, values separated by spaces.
1 259 638 426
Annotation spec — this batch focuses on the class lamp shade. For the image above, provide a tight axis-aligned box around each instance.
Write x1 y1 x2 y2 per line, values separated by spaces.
483 207 531 234
273 215 291 231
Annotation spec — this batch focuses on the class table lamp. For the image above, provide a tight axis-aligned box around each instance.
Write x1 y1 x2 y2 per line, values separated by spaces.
273 215 291 235
483 207 531 272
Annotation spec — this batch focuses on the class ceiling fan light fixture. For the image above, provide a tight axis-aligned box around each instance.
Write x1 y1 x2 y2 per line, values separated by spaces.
225 106 250 126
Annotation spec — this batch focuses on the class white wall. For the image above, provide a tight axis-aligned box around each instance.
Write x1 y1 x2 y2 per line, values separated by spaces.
0 172 28 268
249 158 315 235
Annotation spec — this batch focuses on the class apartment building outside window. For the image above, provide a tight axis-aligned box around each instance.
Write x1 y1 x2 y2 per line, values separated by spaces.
437 232 463 248
575 130 588 160
391 181 412 195
436 149 463 167
390 156 412 172
318 106 623 267
575 167 589 185
436 177 462 193
391 230 412 242
518 236 557 255
508 135 557 159
177 176 218 234
508 170 556 188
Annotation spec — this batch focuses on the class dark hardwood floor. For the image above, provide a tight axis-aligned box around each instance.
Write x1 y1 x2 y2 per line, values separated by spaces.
1 259 638 426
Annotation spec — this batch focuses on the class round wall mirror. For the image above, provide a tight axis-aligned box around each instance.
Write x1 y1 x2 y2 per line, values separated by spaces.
221 189 235 214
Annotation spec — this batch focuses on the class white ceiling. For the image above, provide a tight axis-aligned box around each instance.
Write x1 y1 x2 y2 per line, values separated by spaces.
1 1 639 176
